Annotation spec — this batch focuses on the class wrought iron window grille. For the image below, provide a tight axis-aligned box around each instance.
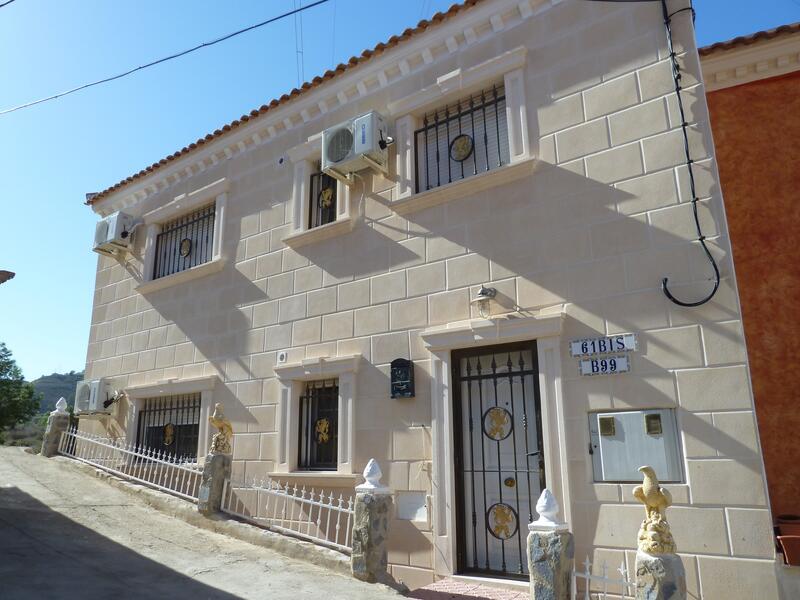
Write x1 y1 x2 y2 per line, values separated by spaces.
153 203 215 280
298 379 339 471
308 168 338 229
136 393 202 460
414 84 510 193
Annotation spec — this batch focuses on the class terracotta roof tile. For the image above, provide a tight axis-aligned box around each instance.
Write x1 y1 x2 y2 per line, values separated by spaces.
699 22 800 56
88 0 482 205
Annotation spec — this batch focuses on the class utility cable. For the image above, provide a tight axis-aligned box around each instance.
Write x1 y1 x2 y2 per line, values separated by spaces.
659 0 720 307
0 0 17 8
0 0 329 116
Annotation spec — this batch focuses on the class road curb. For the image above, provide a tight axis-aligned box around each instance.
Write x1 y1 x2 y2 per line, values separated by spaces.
51 455 363 580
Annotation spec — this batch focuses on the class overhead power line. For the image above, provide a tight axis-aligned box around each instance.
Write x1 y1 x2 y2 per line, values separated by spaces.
0 0 329 116
0 0 18 9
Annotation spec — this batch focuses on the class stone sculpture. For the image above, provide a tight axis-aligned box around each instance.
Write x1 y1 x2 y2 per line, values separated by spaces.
633 465 676 555
208 403 233 455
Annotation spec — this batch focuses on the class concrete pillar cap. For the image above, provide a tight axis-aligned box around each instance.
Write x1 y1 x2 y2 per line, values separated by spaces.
355 458 391 494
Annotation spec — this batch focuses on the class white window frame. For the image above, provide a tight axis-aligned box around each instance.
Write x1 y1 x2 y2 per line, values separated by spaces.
121 375 219 460
284 135 354 248
136 178 228 294
273 354 361 475
388 46 534 214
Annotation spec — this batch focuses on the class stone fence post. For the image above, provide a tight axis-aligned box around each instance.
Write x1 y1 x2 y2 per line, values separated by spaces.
198 403 233 515
351 459 393 584
528 489 574 600
41 398 70 458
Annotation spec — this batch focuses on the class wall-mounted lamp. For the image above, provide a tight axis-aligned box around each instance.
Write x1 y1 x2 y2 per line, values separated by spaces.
470 285 497 319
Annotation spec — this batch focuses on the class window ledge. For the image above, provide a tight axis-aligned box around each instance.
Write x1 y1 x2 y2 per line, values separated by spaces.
392 157 537 216
268 471 360 488
136 257 225 294
282 217 355 248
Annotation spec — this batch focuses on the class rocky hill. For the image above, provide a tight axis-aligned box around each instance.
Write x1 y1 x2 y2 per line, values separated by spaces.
31 371 83 413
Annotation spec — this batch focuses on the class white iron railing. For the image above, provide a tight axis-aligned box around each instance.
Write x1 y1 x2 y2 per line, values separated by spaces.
221 477 354 553
58 427 203 502
572 556 635 600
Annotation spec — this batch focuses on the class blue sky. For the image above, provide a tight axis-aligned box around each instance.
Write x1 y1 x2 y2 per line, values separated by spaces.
0 0 797 381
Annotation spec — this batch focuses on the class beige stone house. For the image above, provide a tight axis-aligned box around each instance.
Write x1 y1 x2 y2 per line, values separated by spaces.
78 0 780 595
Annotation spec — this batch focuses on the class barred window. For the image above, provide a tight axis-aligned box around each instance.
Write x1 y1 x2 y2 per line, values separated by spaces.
298 379 338 470
414 85 510 193
136 394 201 459
153 203 215 280
308 168 337 229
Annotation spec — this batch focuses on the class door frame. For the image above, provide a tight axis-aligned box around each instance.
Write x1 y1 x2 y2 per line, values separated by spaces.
420 313 569 579
451 340 546 578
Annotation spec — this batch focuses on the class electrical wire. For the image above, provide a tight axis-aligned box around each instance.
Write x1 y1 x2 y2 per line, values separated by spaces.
0 0 329 116
659 0 720 307
0 0 17 8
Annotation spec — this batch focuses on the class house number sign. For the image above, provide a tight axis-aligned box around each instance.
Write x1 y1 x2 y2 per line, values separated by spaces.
579 355 630 376
569 334 637 357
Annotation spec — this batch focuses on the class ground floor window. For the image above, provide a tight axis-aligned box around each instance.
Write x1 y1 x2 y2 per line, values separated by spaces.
136 393 201 460
298 379 338 471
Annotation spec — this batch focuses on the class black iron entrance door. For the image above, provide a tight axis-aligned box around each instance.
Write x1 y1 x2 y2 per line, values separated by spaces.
453 341 545 578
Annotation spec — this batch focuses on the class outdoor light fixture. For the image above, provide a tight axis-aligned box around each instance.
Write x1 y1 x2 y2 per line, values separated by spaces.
471 285 497 319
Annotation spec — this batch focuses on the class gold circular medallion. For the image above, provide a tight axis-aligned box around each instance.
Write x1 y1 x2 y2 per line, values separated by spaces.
449 134 474 162
315 418 331 444
487 503 518 540
483 407 513 441
179 238 192 258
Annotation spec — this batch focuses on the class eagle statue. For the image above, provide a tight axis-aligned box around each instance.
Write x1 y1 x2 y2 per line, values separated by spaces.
633 465 676 554
209 402 233 455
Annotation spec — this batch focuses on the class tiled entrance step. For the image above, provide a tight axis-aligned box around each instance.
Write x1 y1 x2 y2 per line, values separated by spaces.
409 577 528 600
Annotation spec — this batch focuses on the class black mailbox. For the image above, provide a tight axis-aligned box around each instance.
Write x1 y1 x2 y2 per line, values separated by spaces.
390 358 415 398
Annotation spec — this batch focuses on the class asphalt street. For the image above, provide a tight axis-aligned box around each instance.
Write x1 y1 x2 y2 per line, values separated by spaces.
0 446 401 600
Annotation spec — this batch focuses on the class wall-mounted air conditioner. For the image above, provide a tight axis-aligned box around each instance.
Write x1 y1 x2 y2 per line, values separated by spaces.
74 379 112 417
93 212 137 256
322 111 389 183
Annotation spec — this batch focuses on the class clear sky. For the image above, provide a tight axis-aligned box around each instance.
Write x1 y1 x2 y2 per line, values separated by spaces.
1 0 797 381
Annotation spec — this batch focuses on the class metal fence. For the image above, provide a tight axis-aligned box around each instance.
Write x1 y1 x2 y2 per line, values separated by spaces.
58 427 203 502
572 556 635 600
221 477 354 553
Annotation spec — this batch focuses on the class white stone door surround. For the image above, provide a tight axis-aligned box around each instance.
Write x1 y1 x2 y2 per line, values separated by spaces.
420 312 568 577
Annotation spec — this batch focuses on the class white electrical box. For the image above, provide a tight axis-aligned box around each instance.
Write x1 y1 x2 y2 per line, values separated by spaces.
589 409 682 483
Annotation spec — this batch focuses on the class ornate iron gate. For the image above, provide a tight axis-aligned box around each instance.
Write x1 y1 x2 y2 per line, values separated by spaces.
453 341 545 578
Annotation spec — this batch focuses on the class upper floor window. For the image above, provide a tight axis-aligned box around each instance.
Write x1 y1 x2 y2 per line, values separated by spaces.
308 168 338 230
152 203 216 280
414 85 510 193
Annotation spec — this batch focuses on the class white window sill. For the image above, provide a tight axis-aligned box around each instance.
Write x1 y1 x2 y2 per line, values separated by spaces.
136 257 225 294
282 217 355 248
392 157 537 216
268 471 360 488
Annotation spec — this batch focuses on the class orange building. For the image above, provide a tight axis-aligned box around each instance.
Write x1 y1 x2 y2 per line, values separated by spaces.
701 24 800 523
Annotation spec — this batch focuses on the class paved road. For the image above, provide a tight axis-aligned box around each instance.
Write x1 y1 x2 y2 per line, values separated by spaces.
0 447 401 600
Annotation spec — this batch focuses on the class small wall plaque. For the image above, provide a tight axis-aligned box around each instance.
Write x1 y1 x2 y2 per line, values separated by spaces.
390 358 415 398
570 334 637 357
579 355 630 376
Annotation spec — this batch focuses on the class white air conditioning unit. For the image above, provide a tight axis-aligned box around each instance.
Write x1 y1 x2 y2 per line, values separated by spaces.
322 111 389 182
93 211 137 256
74 379 112 417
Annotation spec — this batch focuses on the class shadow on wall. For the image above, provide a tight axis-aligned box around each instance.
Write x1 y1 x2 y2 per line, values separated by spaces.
0 485 241 600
